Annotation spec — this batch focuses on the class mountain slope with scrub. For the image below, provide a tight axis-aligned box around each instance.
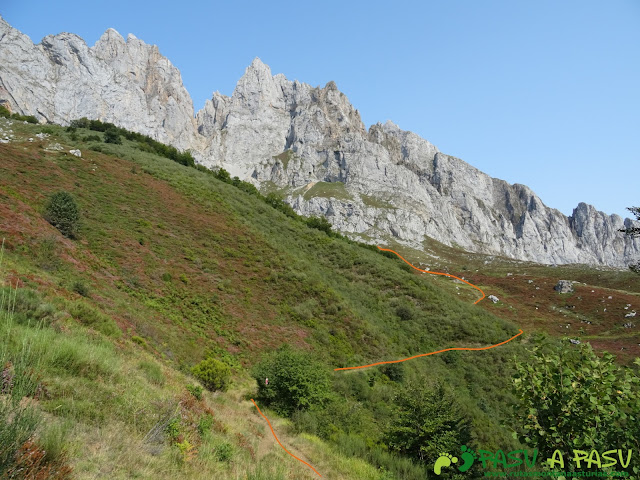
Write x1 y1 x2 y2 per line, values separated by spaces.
0 118 639 479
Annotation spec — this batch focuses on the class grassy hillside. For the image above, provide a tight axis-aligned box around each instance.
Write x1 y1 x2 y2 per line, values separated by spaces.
0 117 638 479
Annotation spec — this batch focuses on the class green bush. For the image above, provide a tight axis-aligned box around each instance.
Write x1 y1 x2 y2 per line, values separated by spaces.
254 344 331 416
215 442 234 462
69 118 90 129
214 167 231 183
395 304 414 321
131 335 147 347
71 280 90 297
380 363 405 383
83 134 101 142
513 338 640 472
306 216 333 235
104 130 122 145
165 418 181 441
191 358 231 392
197 414 214 435
1 106 38 123
264 193 298 219
385 382 471 466
186 384 203 400
43 191 80 239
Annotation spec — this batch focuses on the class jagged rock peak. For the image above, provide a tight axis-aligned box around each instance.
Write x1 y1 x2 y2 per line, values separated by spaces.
0 17 637 267
0 16 198 150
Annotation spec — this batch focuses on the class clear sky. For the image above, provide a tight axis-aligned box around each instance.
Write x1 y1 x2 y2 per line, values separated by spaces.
2 1 639 218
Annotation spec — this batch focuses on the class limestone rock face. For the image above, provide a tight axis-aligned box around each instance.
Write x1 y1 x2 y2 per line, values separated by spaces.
197 59 638 267
1 17 638 267
0 17 198 151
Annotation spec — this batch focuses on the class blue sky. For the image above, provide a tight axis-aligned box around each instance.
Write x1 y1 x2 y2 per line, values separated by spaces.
3 1 639 218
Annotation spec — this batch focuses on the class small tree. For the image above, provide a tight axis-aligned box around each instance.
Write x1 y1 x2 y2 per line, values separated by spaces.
385 382 470 466
191 358 231 392
43 191 80 239
619 206 640 273
253 344 331 416
512 338 640 474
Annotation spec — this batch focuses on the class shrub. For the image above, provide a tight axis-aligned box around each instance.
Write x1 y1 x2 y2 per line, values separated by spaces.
71 280 90 297
104 130 122 144
214 168 231 183
215 442 233 462
264 193 298 219
186 384 203 400
191 358 231 392
69 118 90 129
253 344 331 416
380 362 405 383
306 216 333 235
131 335 147 347
197 414 214 435
513 339 640 470
83 134 101 142
4 111 38 123
395 305 414 321
385 382 470 465
165 418 181 441
43 191 80 239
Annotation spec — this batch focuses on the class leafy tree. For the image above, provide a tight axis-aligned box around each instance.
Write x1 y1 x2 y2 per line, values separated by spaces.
43 191 80 239
385 382 470 466
191 357 231 392
512 338 640 475
254 344 331 416
619 206 640 273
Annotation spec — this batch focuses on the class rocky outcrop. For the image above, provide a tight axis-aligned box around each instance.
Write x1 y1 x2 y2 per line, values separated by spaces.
1 17 638 267
0 17 198 151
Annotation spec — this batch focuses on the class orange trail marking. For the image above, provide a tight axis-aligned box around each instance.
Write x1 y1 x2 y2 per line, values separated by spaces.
377 246 486 304
250 399 322 477
334 329 523 371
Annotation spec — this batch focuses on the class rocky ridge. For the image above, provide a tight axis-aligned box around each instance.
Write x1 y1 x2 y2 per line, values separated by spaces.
1 17 638 267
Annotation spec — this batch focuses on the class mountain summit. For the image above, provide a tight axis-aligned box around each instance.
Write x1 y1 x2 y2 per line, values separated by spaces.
1 17 638 266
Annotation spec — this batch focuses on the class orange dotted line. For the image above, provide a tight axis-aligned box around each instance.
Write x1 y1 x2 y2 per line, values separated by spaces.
250 399 322 477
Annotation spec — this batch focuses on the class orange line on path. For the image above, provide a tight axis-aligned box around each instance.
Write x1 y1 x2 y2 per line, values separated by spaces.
250 399 322 477
334 329 523 371
377 246 486 304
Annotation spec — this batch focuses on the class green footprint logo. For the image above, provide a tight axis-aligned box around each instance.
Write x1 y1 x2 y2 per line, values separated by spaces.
458 445 477 473
434 452 458 475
